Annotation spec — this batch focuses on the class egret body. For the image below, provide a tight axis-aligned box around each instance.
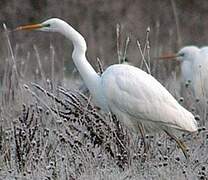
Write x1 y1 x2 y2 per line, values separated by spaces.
179 46 208 101
16 18 198 158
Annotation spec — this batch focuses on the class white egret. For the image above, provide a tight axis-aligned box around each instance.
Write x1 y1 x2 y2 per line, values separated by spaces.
160 46 208 105
16 18 197 158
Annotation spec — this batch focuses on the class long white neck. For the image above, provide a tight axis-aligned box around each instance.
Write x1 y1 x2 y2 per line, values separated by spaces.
58 21 104 107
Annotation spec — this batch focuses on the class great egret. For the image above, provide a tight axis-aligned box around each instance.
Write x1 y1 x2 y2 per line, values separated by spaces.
160 46 208 105
16 18 197 158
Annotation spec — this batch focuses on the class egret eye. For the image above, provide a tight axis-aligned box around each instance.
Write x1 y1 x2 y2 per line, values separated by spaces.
44 24 51 27
179 53 185 57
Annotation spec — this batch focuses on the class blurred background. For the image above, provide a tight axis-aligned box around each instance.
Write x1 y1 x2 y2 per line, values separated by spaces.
0 0 208 84
1 2 208 178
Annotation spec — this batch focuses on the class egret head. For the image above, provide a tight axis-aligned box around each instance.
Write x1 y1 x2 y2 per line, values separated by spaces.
158 46 200 63
176 46 200 62
15 18 87 51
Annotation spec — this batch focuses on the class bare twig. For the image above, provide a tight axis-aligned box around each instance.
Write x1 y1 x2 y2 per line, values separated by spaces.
137 40 151 74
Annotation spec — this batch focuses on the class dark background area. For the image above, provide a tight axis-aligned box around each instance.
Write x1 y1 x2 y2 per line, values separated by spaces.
0 0 208 81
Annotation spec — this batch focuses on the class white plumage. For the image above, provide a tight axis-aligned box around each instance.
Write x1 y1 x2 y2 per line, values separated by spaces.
101 64 197 133
178 46 208 101
16 18 198 157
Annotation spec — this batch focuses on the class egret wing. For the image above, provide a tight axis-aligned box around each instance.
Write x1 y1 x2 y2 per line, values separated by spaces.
101 65 190 129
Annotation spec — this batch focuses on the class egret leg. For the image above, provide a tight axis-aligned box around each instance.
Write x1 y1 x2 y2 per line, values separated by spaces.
138 123 148 153
164 130 189 159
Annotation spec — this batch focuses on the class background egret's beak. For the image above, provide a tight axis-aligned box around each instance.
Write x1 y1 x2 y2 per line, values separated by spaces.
156 54 179 61
15 24 42 31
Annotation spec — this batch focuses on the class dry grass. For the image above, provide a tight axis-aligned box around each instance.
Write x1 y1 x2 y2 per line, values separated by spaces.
0 1 208 179
0 24 208 180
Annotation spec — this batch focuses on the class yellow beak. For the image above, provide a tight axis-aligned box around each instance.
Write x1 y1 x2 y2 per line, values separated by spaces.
15 23 42 31
157 54 179 61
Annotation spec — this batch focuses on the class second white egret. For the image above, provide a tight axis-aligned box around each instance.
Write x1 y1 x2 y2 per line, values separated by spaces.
160 46 208 104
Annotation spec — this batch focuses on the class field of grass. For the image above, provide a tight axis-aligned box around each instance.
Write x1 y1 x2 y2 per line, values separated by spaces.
0 22 207 180
0 1 208 179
